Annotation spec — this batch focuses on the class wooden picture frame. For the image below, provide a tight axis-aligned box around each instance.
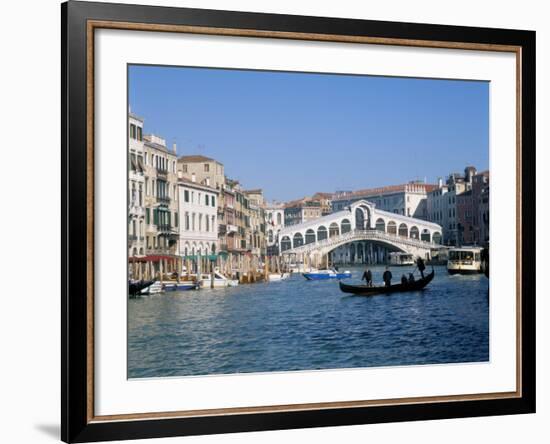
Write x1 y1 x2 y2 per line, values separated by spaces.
62 1 536 442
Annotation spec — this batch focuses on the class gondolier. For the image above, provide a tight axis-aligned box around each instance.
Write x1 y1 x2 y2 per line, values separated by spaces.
383 267 393 287
416 256 426 278
361 268 373 287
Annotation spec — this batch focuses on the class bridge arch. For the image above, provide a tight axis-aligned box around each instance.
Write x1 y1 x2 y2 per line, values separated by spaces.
293 232 304 248
281 235 291 251
329 222 340 237
387 221 397 235
421 229 431 242
305 229 316 244
317 225 328 241
375 218 386 232
432 232 442 244
398 223 408 237
410 226 419 239
341 218 352 234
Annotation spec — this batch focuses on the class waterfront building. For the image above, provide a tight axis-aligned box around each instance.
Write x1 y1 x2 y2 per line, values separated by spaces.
243 190 267 257
128 112 146 257
143 134 179 255
176 177 219 257
265 202 285 255
177 155 225 189
426 179 450 241
331 182 437 219
311 192 333 216
284 199 323 226
218 178 251 258
426 166 488 246
472 170 490 246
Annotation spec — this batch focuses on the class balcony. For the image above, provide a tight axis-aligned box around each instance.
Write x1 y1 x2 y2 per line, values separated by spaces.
157 195 171 204
156 166 168 177
227 224 238 234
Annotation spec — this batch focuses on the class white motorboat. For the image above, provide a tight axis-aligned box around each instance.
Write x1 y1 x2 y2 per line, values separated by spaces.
268 272 290 281
198 270 239 288
447 247 483 274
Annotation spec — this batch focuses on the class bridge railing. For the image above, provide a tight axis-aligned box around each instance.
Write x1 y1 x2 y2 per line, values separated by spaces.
282 229 440 255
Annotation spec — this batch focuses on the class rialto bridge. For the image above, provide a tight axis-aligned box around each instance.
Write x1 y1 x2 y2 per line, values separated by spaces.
278 200 443 265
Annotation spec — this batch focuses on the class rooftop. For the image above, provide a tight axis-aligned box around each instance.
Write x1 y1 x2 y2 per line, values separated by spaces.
178 154 218 163
333 183 438 200
177 177 219 193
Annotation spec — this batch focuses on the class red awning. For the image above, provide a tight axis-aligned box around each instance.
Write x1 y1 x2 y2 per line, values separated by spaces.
129 255 177 263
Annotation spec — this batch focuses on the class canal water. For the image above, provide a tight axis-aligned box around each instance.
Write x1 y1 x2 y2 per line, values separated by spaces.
128 265 489 378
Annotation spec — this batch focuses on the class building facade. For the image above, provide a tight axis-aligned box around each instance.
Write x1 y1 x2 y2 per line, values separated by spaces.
128 113 146 257
331 182 437 219
177 177 219 257
143 134 179 255
177 155 225 189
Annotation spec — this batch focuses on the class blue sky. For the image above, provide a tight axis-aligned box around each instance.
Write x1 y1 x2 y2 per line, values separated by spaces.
129 65 489 202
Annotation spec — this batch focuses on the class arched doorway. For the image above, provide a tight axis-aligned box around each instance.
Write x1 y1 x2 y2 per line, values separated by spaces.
305 229 316 244
329 222 340 237
387 221 397 235
410 226 419 239
398 223 408 237
432 232 442 244
317 225 328 241
375 218 385 232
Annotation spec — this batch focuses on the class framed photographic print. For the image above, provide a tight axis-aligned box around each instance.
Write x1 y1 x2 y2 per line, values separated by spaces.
61 1 536 442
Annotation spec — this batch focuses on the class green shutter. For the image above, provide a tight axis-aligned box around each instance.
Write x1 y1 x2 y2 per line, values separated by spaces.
146 208 150 224
153 209 158 225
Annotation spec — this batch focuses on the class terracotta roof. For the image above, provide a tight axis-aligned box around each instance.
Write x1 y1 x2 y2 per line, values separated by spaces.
311 192 333 199
178 155 216 163
334 183 438 200
177 176 218 192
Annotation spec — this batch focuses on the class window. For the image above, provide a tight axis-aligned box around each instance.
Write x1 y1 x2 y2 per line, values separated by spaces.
174 212 178 227
137 126 142 141
184 190 189 202
145 208 150 224
212 196 216 207
205 195 209 206
206 215 210 232
185 212 189 230
130 124 136 139
204 163 210 172
182 164 187 173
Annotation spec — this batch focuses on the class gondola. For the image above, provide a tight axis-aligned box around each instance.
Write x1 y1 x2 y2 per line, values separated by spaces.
339 269 435 296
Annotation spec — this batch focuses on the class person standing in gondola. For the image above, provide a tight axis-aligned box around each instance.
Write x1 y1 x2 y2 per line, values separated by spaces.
383 267 393 287
416 256 426 279
362 268 373 287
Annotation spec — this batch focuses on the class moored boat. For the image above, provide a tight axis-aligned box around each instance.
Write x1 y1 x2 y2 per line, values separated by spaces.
197 270 239 288
162 281 200 291
447 247 483 275
269 273 290 281
388 252 415 266
339 269 435 295
303 269 352 280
